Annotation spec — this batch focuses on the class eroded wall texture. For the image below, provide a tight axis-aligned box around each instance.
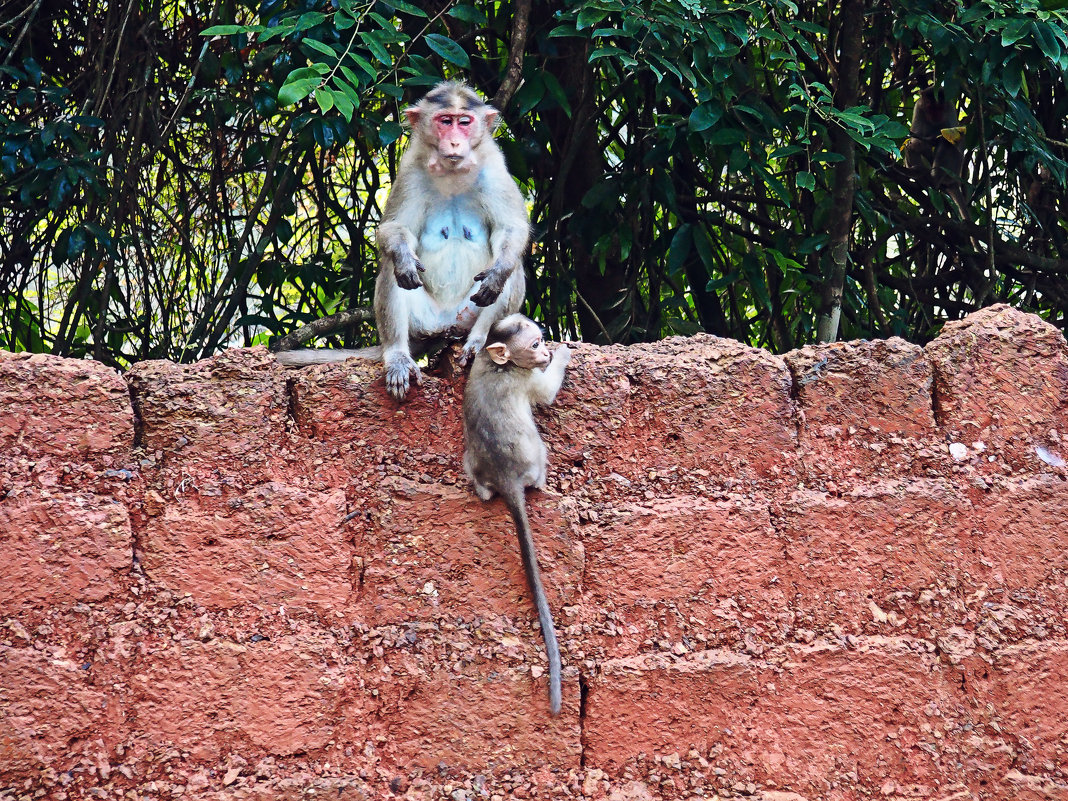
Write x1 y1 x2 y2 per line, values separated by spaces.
1 303 1067 801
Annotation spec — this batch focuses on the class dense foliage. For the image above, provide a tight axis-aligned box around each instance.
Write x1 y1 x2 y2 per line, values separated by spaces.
2 0 1067 366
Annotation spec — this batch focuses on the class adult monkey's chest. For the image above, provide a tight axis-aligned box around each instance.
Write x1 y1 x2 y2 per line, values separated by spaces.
416 191 492 303
418 191 490 256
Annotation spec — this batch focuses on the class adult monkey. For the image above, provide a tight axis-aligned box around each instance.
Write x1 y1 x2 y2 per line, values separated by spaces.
276 81 529 399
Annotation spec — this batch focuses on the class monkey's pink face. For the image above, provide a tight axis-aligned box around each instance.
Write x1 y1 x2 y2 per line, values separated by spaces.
512 327 551 370
429 111 478 173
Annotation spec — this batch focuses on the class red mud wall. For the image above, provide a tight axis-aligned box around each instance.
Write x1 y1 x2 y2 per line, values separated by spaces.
2 304 1067 801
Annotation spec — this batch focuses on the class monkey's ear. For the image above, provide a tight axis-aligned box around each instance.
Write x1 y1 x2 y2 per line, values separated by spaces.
486 342 510 365
483 109 499 132
403 106 421 129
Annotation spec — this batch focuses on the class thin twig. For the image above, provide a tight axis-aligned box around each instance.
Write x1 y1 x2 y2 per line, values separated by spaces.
1 0 43 67
576 289 613 344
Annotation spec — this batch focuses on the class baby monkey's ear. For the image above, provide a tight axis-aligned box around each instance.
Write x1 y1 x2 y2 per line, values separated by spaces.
486 342 511 365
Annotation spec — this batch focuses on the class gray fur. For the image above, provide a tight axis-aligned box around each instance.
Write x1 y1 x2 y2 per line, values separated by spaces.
462 315 571 715
274 345 381 367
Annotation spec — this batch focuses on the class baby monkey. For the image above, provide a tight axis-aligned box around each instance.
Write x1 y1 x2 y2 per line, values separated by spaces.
462 313 571 715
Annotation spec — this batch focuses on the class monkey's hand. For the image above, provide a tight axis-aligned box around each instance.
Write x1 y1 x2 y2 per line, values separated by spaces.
394 254 425 290
384 352 423 400
552 345 572 367
470 263 510 307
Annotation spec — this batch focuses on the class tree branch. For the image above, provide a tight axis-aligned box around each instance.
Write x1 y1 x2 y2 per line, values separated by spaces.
492 0 531 110
272 308 375 352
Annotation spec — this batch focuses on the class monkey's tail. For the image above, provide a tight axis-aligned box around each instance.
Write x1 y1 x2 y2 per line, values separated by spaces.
502 485 562 716
274 345 382 367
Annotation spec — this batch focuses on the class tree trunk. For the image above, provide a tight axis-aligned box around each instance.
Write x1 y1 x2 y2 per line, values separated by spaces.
816 0 865 342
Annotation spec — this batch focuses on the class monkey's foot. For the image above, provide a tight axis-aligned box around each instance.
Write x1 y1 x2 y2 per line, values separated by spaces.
459 334 486 366
384 353 422 400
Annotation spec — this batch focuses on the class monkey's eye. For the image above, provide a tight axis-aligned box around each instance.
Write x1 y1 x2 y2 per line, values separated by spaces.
438 115 453 126
458 115 473 127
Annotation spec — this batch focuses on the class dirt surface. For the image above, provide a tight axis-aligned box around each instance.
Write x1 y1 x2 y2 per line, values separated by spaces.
1 304 1066 800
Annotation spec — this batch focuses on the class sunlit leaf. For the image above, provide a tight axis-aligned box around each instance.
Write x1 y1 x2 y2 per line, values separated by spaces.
315 87 334 114
940 126 966 144
278 77 319 106
201 24 263 36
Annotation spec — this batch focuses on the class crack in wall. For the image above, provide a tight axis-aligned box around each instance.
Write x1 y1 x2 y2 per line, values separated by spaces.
784 359 809 478
929 359 949 430
578 670 589 769
123 374 146 577
284 375 301 435
125 374 146 451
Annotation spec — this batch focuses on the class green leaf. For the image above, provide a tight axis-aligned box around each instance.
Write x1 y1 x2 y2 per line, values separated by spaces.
68 226 89 259
666 224 693 275
201 24 263 36
706 127 746 145
331 74 362 109
1032 20 1063 61
796 171 815 191
1003 64 1023 97
379 121 404 146
742 252 772 311
577 7 610 30
304 38 339 59
447 4 487 24
688 103 722 132
369 15 406 42
278 77 319 106
542 72 571 115
381 0 429 16
513 77 545 116
590 46 629 61
581 178 618 209
1000 17 1030 46
315 87 334 113
424 34 470 68
345 54 376 81
752 162 791 206
548 24 579 38
332 90 355 122
294 12 328 33
361 31 392 65
693 224 715 271
706 269 739 291
286 66 327 83
727 147 748 172
258 21 296 43
812 150 844 163
253 88 278 116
